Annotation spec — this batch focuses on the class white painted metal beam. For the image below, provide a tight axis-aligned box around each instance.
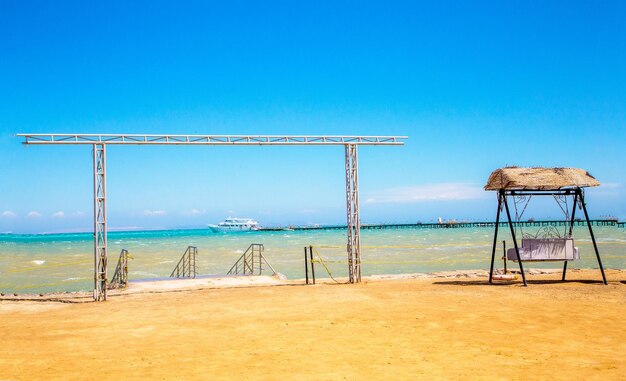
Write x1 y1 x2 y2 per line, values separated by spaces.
18 134 407 145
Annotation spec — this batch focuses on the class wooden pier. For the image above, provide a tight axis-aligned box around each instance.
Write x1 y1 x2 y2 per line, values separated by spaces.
260 219 623 232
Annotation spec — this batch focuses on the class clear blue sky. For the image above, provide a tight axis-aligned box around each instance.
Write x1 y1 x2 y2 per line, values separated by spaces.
1 1 624 233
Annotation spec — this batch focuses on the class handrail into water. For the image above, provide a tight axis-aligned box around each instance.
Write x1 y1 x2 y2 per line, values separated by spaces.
109 249 130 289
227 244 276 276
170 246 197 279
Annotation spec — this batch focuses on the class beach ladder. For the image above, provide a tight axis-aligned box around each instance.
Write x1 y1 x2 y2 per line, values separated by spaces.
109 249 131 289
227 244 276 276
170 246 197 279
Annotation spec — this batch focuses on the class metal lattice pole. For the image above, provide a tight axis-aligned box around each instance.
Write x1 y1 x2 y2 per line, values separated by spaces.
345 144 361 283
93 143 108 301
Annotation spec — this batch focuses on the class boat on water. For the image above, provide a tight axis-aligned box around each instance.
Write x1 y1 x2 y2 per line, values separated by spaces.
208 218 261 233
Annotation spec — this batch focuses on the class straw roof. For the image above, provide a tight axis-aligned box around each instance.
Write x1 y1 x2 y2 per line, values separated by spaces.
484 167 600 191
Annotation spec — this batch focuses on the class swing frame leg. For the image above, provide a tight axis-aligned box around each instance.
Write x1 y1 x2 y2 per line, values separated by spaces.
579 189 607 285
489 193 502 284
503 191 527 286
562 191 578 281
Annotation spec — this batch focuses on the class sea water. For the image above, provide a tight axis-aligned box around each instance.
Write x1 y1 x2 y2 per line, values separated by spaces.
0 226 624 294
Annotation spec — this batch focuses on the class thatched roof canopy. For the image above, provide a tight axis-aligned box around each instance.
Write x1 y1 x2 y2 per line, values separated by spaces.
484 167 600 191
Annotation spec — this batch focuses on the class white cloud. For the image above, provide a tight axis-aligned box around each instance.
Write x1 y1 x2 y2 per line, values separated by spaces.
588 182 622 198
182 208 205 216
143 210 167 217
73 211 86 217
365 183 489 204
53 211 65 218
109 226 144 231
601 182 622 189
27 211 42 218
1 211 17 218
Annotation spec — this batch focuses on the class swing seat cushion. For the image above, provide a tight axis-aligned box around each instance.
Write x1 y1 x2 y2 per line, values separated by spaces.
506 238 579 261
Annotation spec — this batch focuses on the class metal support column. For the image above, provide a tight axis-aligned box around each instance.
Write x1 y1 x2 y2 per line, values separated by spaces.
579 189 608 285
488 192 502 283
304 247 309 284
562 192 578 281
502 193 527 286
93 143 108 301
345 144 361 283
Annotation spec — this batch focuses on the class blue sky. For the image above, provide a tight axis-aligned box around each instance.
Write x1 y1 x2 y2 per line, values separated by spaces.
1 1 624 233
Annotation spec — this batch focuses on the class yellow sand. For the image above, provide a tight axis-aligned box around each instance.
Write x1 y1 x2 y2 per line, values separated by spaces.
1 269 624 380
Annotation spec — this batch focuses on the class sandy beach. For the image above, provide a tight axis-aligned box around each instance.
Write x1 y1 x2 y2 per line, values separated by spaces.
0 269 624 380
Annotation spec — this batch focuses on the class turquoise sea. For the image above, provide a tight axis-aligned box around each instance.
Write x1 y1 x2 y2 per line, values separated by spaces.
1 226 624 294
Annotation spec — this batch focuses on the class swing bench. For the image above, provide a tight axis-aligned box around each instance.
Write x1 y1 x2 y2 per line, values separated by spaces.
506 237 579 262
484 167 607 286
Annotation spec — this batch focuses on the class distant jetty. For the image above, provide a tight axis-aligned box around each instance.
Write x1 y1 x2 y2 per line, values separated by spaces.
260 219 624 231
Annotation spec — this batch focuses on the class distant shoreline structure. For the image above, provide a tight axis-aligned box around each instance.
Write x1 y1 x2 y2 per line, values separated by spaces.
1 218 623 237
258 219 623 231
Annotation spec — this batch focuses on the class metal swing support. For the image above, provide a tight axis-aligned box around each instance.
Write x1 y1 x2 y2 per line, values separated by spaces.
575 188 607 284
488 188 607 286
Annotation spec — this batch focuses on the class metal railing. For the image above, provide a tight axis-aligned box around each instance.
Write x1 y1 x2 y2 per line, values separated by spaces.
170 246 197 279
109 249 130 289
227 244 276 276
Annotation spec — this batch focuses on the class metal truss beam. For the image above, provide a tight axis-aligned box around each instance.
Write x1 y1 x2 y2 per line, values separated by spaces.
18 134 406 146
345 144 362 283
93 144 107 301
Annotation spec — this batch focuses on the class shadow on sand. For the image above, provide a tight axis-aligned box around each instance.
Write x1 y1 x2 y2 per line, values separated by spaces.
432 279 611 287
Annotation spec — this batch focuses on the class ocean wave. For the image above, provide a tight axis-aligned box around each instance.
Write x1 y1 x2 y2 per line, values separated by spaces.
30 260 45 265
62 277 86 282
132 271 159 277
598 238 626 243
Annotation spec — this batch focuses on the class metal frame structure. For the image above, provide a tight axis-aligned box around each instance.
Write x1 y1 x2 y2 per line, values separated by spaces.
488 188 607 286
93 144 107 300
345 144 361 282
20 133 405 145
18 133 407 300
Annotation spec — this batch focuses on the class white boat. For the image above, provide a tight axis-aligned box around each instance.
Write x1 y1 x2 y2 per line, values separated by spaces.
208 218 261 232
